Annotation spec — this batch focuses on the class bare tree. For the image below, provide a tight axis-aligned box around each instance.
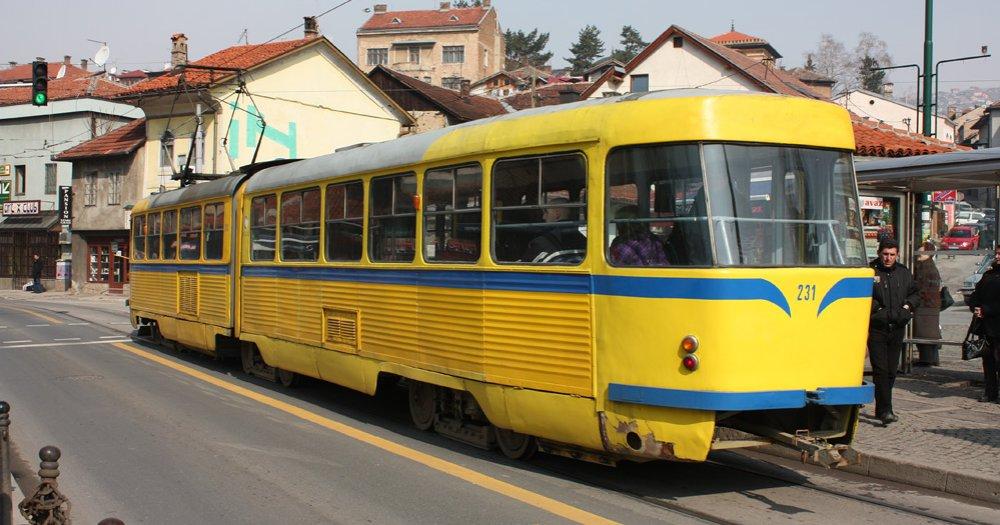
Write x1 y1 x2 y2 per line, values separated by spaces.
805 33 853 95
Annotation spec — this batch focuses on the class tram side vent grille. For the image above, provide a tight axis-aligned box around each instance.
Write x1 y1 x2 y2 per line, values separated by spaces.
178 272 198 315
324 307 359 349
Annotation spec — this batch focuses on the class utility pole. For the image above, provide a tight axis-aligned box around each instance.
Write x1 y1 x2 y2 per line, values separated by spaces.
922 0 934 136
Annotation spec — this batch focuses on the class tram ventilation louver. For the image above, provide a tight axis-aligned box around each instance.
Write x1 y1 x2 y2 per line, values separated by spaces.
324 307 359 349
178 273 199 315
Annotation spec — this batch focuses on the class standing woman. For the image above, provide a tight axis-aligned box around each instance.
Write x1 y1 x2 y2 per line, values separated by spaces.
913 241 942 366
968 246 1000 403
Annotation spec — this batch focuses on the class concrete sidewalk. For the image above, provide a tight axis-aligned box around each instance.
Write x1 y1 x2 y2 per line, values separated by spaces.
4 290 998 504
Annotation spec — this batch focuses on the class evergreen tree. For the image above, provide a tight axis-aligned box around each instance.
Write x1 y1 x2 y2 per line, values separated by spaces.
859 55 886 93
804 54 816 71
504 28 553 70
566 25 605 76
610 25 648 63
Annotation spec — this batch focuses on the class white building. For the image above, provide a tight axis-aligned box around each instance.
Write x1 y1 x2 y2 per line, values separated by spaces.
833 89 956 143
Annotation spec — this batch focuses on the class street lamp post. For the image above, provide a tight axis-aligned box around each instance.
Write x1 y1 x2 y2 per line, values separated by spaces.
933 50 991 136
869 63 922 133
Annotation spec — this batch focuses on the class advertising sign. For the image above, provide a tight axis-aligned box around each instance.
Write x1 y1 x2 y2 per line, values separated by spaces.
0 164 10 177
2 200 41 216
860 194 900 257
0 180 9 204
58 185 72 227
932 190 958 203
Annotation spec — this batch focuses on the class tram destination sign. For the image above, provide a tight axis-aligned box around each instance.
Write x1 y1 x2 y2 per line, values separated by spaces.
2 200 41 216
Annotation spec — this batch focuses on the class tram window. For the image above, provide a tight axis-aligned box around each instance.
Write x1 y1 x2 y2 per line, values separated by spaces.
250 194 278 261
606 144 710 266
146 212 161 260
369 173 417 263
281 188 321 261
204 202 225 260
132 215 145 261
492 153 587 265
162 210 178 260
424 165 481 263
179 206 202 260
325 181 364 261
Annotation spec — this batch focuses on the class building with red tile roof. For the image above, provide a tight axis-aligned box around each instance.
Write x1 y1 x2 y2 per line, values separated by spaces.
368 65 505 131
356 2 504 90
853 114 970 157
709 28 782 62
53 118 146 161
0 74 125 107
0 58 91 84
502 83 592 111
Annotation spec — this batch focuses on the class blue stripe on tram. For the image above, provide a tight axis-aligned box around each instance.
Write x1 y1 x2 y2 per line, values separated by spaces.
131 263 230 275
608 382 874 411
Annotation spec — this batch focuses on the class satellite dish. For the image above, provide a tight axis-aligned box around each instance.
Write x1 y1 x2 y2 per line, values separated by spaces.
93 44 110 67
55 65 66 79
108 66 117 75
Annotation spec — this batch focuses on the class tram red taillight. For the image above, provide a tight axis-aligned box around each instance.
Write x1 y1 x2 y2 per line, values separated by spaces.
682 355 699 371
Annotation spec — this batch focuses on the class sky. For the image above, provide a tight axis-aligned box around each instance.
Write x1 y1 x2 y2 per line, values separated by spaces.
5 0 999 95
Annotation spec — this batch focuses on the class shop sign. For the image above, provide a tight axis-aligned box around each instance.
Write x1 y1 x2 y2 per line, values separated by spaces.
0 180 9 204
58 186 72 227
860 196 884 210
0 164 11 177
2 200 41 216
932 190 958 203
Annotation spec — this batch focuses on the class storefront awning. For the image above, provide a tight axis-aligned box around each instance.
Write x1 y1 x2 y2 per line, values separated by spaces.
856 148 1000 192
0 211 59 231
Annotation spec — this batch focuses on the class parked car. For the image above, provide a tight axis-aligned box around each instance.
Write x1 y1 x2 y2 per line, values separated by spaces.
957 201 975 213
955 210 986 225
940 225 980 250
961 252 995 302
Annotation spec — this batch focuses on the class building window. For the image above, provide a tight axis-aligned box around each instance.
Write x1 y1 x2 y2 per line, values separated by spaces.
673 36 683 48
442 77 463 90
160 131 174 169
88 245 111 283
443 46 465 64
14 165 25 195
108 172 122 205
44 164 57 195
630 74 649 93
409 46 421 64
367 48 388 66
369 173 416 262
84 173 97 206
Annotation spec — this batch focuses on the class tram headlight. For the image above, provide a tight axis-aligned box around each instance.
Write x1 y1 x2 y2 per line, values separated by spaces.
682 354 699 371
681 335 699 353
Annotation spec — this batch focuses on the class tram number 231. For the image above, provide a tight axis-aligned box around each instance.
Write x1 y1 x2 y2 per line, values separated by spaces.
796 284 817 301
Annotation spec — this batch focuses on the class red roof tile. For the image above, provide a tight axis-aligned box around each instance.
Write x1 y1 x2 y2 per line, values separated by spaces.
119 38 319 97
0 62 91 84
117 70 150 79
851 113 970 157
369 65 506 121
0 74 126 106
53 118 146 161
359 7 489 31
503 83 592 111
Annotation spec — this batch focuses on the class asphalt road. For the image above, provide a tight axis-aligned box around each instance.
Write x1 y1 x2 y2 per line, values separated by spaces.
1 299 998 524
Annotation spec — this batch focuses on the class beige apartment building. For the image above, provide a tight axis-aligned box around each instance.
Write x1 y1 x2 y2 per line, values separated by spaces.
357 2 504 90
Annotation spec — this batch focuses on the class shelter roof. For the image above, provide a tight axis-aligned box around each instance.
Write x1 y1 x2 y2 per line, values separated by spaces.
856 147 1000 191
369 65 506 121
53 118 145 161
359 7 490 32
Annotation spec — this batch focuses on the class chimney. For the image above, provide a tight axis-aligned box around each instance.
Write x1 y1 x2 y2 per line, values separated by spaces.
440 2 450 11
303 16 319 38
460 79 471 96
63 55 71 66
171 33 189 68
79 59 88 71
8 61 16 69
374 4 387 13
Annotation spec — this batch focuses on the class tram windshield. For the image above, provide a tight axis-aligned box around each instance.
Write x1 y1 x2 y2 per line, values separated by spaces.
606 143 864 267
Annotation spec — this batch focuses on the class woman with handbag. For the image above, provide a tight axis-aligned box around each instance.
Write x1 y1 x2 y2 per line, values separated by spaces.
967 246 1000 403
913 241 942 366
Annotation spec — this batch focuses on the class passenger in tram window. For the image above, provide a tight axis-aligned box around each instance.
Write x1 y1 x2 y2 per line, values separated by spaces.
610 205 667 266
520 197 586 263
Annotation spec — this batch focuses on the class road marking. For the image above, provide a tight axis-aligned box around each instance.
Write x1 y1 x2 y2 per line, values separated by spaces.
111 322 132 326
68 322 90 326
3 340 31 344
0 305 64 324
0 339 130 349
53 338 81 342
99 335 123 339
26 324 50 327
0 326 7 329
111 341 617 525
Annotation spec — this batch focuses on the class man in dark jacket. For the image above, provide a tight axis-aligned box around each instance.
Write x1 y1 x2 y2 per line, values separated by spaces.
967 246 1000 403
869 239 919 425
30 254 44 293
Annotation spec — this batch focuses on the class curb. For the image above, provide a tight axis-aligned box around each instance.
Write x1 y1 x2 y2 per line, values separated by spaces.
755 444 1000 504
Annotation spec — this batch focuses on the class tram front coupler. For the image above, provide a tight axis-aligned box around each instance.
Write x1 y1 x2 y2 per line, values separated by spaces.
782 429 860 468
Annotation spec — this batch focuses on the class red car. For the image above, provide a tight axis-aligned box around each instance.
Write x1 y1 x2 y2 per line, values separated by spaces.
940 226 980 250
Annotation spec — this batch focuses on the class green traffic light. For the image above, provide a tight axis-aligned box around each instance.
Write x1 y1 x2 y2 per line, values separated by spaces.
33 93 46 105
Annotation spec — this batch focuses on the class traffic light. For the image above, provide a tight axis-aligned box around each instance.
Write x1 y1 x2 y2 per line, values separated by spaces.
31 61 48 106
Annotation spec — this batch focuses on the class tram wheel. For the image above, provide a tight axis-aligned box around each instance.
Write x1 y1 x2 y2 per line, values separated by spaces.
495 428 537 460
277 368 297 388
408 381 437 431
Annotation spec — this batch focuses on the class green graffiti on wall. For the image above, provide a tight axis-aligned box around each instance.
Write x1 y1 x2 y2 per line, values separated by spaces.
227 103 297 160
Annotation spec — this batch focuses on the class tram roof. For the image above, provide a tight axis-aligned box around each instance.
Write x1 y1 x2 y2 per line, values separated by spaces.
244 89 845 195
138 174 248 212
856 147 1000 192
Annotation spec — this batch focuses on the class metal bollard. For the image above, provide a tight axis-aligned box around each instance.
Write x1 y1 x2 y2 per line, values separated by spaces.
1 401 11 525
18 446 70 525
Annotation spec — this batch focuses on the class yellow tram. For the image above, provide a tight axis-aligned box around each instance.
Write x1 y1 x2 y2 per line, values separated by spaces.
130 90 874 465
